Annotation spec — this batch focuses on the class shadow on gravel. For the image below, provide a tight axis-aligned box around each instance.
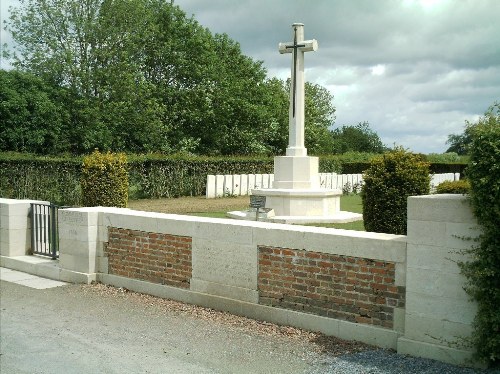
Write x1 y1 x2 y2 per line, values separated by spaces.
310 334 376 356
326 350 499 374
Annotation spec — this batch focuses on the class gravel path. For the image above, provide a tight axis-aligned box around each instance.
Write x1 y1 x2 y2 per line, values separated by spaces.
2 280 498 373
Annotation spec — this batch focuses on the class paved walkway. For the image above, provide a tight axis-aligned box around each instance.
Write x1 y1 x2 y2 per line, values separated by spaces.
0 267 67 289
1 268 493 374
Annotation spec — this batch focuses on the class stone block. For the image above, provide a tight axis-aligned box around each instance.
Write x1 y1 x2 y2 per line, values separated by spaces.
405 291 477 325
406 268 470 300
60 268 96 284
393 307 405 333
194 220 254 245
110 213 158 233
215 175 225 196
156 216 195 237
192 238 257 289
403 313 474 345
36 261 61 280
273 156 319 189
408 195 476 223
1 213 30 230
446 223 481 250
59 238 96 257
285 309 340 337
1 229 31 256
407 220 446 245
253 224 308 250
397 337 475 367
407 244 465 274
97 256 109 274
239 174 249 196
337 319 399 349
190 279 259 303
395 262 406 286
58 209 98 228
59 249 96 274
59 224 98 243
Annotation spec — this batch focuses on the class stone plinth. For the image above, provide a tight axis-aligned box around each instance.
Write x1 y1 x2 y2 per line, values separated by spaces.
273 156 319 189
247 187 362 224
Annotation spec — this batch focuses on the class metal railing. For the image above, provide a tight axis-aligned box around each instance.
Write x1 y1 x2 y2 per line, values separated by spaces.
30 203 63 259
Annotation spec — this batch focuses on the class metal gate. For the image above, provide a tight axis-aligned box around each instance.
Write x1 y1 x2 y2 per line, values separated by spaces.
30 203 62 259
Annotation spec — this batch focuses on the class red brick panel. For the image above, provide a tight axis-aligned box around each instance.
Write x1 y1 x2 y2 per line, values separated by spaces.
258 246 405 329
105 227 192 289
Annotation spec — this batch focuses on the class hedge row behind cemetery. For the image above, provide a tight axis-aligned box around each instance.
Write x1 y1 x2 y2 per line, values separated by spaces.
0 152 468 205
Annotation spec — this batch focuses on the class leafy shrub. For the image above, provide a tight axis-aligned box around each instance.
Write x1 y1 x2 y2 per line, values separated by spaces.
81 150 128 207
435 180 470 194
0 153 81 205
362 148 430 235
458 103 500 367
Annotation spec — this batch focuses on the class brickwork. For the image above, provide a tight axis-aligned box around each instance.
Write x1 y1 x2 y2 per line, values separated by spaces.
258 246 405 328
105 227 192 288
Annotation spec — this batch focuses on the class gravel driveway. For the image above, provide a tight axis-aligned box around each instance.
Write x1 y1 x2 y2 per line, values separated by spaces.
1 280 497 373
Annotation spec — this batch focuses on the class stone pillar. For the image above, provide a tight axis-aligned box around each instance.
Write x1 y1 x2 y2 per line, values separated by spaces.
398 194 480 366
58 208 100 283
0 198 48 257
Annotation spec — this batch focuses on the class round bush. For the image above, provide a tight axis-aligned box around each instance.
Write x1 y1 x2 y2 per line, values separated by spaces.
435 179 470 194
362 148 430 235
81 150 129 207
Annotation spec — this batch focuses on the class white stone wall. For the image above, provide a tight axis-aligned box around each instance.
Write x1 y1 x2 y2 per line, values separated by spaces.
0 194 480 367
398 194 479 365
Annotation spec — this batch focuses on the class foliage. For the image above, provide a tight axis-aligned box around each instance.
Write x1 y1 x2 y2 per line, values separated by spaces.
303 82 336 154
426 152 468 163
446 131 473 155
81 150 129 207
0 155 81 206
458 102 500 366
435 180 470 194
331 122 387 154
0 70 70 154
1 152 471 204
128 156 274 199
361 148 430 235
4 0 336 156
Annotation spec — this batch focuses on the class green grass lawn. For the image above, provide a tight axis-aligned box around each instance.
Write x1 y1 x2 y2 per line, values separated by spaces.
305 194 365 231
188 194 366 231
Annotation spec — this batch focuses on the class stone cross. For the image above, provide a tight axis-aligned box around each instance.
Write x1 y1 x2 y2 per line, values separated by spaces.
279 23 318 157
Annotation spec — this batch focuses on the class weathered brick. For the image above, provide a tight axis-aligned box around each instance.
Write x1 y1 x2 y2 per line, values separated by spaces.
104 227 192 289
257 245 404 330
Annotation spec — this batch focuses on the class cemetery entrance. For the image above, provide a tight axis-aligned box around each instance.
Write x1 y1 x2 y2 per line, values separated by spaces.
30 203 64 259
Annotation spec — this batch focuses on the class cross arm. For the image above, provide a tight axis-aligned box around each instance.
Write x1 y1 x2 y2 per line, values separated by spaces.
278 39 318 54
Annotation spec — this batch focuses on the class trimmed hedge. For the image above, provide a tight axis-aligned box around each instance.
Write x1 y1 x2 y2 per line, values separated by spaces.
435 180 470 194
0 156 81 205
0 152 467 205
81 150 129 207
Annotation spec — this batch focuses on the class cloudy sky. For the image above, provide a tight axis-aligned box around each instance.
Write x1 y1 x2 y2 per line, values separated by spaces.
2 0 499 153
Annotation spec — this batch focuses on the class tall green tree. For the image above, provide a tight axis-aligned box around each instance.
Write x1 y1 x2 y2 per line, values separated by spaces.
304 82 336 154
5 0 337 156
0 69 70 154
6 0 175 153
265 79 337 155
331 122 386 154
